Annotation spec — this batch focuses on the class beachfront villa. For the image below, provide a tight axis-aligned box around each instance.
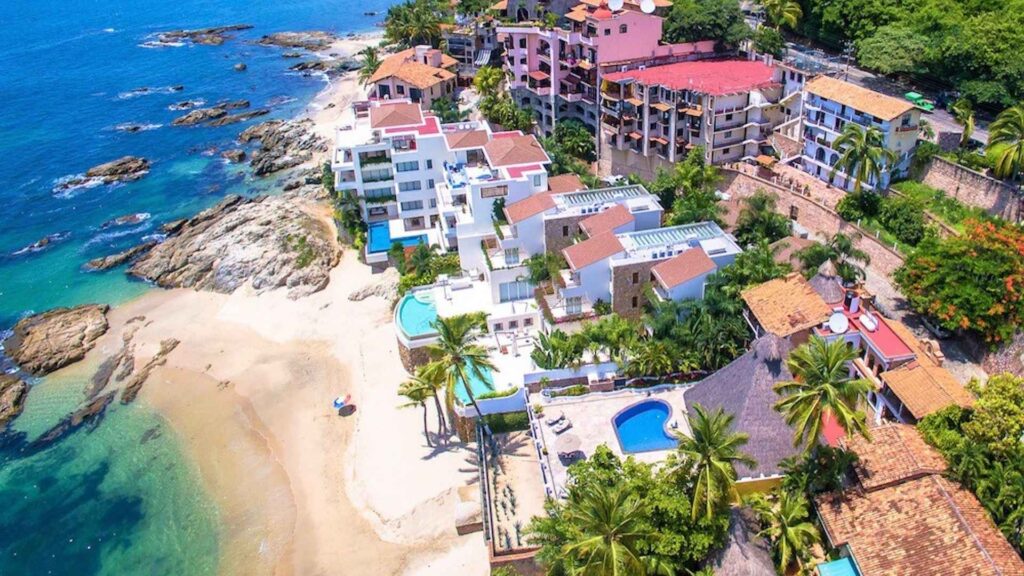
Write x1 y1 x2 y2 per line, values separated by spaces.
366 45 459 110
800 76 922 191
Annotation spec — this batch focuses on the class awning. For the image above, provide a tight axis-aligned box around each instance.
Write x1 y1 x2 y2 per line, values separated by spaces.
602 93 620 102
651 102 672 112
474 49 492 66
684 105 703 117
756 154 777 167
577 60 594 70
649 136 669 145
627 131 642 140
490 0 507 9
528 70 550 81
626 97 644 106
566 10 587 22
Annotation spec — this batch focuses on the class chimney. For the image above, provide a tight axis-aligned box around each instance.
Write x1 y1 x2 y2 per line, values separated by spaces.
920 339 946 366
414 45 429 64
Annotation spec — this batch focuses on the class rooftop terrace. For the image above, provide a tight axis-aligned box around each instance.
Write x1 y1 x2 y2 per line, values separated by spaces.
617 221 731 257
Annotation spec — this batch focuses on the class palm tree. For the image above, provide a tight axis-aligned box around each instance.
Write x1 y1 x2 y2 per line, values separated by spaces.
410 362 449 437
473 65 504 100
773 336 873 451
762 0 802 30
625 339 674 378
748 490 820 574
988 103 1024 184
561 484 657 576
427 314 498 431
830 123 898 192
356 46 382 86
733 189 791 246
675 404 756 521
407 243 437 275
795 232 870 282
951 99 975 150
398 378 433 446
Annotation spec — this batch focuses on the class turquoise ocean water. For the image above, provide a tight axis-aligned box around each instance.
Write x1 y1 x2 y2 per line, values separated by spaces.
0 0 390 572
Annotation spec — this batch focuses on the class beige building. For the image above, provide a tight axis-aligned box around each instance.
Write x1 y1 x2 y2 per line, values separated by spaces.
368 46 459 110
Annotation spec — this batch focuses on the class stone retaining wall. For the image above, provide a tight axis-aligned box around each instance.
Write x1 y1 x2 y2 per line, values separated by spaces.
920 156 1021 222
721 170 906 279
397 337 431 372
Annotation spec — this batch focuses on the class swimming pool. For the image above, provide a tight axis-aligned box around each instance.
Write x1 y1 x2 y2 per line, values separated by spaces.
396 292 439 338
453 363 495 406
613 400 678 453
367 221 428 254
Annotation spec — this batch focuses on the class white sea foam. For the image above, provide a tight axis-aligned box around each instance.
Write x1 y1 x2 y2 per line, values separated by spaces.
110 122 163 133
139 40 185 49
117 86 183 100
51 175 105 198
85 224 152 247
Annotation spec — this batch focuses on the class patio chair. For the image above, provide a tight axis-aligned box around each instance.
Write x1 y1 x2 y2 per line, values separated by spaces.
545 411 565 427
552 418 573 434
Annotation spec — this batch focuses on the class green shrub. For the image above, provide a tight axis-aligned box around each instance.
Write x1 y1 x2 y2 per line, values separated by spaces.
836 191 881 222
550 384 589 398
593 299 611 316
483 411 530 433
878 195 927 245
477 386 520 400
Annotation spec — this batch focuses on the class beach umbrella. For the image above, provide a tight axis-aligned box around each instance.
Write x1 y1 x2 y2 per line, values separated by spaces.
556 433 581 458
333 394 351 409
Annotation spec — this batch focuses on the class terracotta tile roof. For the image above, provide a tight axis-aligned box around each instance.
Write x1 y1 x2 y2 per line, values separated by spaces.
369 48 458 90
805 76 915 122
816 475 1024 576
504 192 554 224
547 173 586 194
369 102 424 129
579 205 634 236
603 60 778 97
880 361 974 420
844 424 948 491
651 248 717 290
483 134 550 167
491 0 507 9
445 129 489 150
741 273 832 337
563 232 623 270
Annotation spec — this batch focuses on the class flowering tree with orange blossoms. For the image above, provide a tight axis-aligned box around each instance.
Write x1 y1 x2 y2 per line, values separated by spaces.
895 219 1024 345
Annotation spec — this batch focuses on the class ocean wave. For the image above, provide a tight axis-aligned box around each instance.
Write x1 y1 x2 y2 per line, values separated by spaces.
139 40 185 49
51 174 107 198
84 223 152 247
116 85 185 100
109 122 163 133
103 28 117 33
141 233 168 243
168 99 205 111
267 95 298 107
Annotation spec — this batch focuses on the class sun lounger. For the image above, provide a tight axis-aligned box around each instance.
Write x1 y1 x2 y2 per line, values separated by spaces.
552 419 573 434
545 412 565 427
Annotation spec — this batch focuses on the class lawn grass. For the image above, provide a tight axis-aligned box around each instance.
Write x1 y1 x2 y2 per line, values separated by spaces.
891 180 989 233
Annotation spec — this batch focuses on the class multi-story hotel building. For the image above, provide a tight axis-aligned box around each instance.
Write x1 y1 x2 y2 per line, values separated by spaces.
496 0 712 138
599 58 805 177
800 76 921 191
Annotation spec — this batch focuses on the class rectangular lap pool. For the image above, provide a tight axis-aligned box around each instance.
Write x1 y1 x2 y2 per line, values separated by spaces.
367 221 427 254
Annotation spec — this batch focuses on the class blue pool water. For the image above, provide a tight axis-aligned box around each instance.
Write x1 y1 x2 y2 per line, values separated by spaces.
454 363 495 406
613 400 678 453
367 221 427 253
397 292 439 338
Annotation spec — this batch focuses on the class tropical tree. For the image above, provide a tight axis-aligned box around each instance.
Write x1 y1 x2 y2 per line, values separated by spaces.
384 0 449 47
829 123 898 192
473 65 504 100
430 96 467 123
773 336 872 451
674 404 756 521
988 103 1024 183
411 362 449 437
712 240 791 297
624 339 675 378
407 242 438 275
762 0 803 30
747 490 820 574
795 232 870 283
560 484 661 576
427 314 498 429
398 377 434 445
951 98 976 151
552 119 596 162
733 190 791 246
357 45 382 85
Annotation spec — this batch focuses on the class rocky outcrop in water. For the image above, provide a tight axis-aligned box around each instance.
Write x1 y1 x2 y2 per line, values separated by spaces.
239 119 327 176
32 392 116 448
171 100 250 126
101 213 150 229
288 58 362 75
154 24 253 46
84 242 157 271
257 31 336 51
0 375 27 427
129 194 340 298
120 338 179 404
221 149 246 163
3 304 110 376
234 62 247 72
53 157 150 194
12 232 71 256
207 108 269 127
168 99 205 111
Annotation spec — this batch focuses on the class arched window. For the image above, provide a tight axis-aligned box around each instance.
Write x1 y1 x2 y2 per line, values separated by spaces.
619 24 628 33
815 147 826 163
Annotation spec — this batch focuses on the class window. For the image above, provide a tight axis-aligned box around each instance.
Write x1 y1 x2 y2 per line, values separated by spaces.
494 322 503 331
481 185 508 198
566 296 582 314
426 159 433 169
362 168 392 182
518 38 526 48
631 296 638 308
524 318 533 327
397 85 405 95
504 247 520 265
509 320 518 329
398 181 422 192
499 280 532 302
427 178 435 189
632 272 639 284
405 217 424 229
365 187 393 199
395 161 419 172
724 130 733 138
533 174 542 187
725 113 733 121
619 24 628 33
400 200 424 211
429 198 437 208
603 28 611 36
562 225 569 237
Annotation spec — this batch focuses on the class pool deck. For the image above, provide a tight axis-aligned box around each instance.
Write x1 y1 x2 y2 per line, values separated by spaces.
532 386 692 496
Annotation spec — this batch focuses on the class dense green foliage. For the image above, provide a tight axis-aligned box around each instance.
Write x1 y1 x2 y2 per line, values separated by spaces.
733 190 791 246
396 247 462 295
891 181 988 232
989 104 1024 182
662 0 749 46
894 219 1024 343
835 191 881 223
384 0 451 47
795 232 869 282
746 489 820 574
527 445 732 574
481 411 530 433
878 195 927 246
677 405 756 521
430 96 467 123
918 374 1024 550
830 123 897 193
752 27 786 57
356 46 382 85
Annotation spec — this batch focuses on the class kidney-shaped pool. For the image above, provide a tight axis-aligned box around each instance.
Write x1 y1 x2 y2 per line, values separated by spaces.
612 399 679 454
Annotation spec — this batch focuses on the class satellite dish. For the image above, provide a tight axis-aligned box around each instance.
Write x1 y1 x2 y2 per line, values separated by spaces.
827 312 849 335
608 0 624 10
640 0 656 12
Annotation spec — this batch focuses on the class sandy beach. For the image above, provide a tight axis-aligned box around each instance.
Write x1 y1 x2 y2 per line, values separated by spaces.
48 41 491 575
305 32 386 144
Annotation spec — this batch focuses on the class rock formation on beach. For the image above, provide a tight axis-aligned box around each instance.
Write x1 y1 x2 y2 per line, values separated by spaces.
0 375 28 427
129 194 340 298
3 304 110 376
172 100 250 126
257 31 336 51
154 24 253 46
84 242 157 271
288 58 362 75
240 119 327 176
348 267 400 305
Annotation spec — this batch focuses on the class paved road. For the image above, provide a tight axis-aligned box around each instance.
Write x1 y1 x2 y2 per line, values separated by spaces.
780 41 990 144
